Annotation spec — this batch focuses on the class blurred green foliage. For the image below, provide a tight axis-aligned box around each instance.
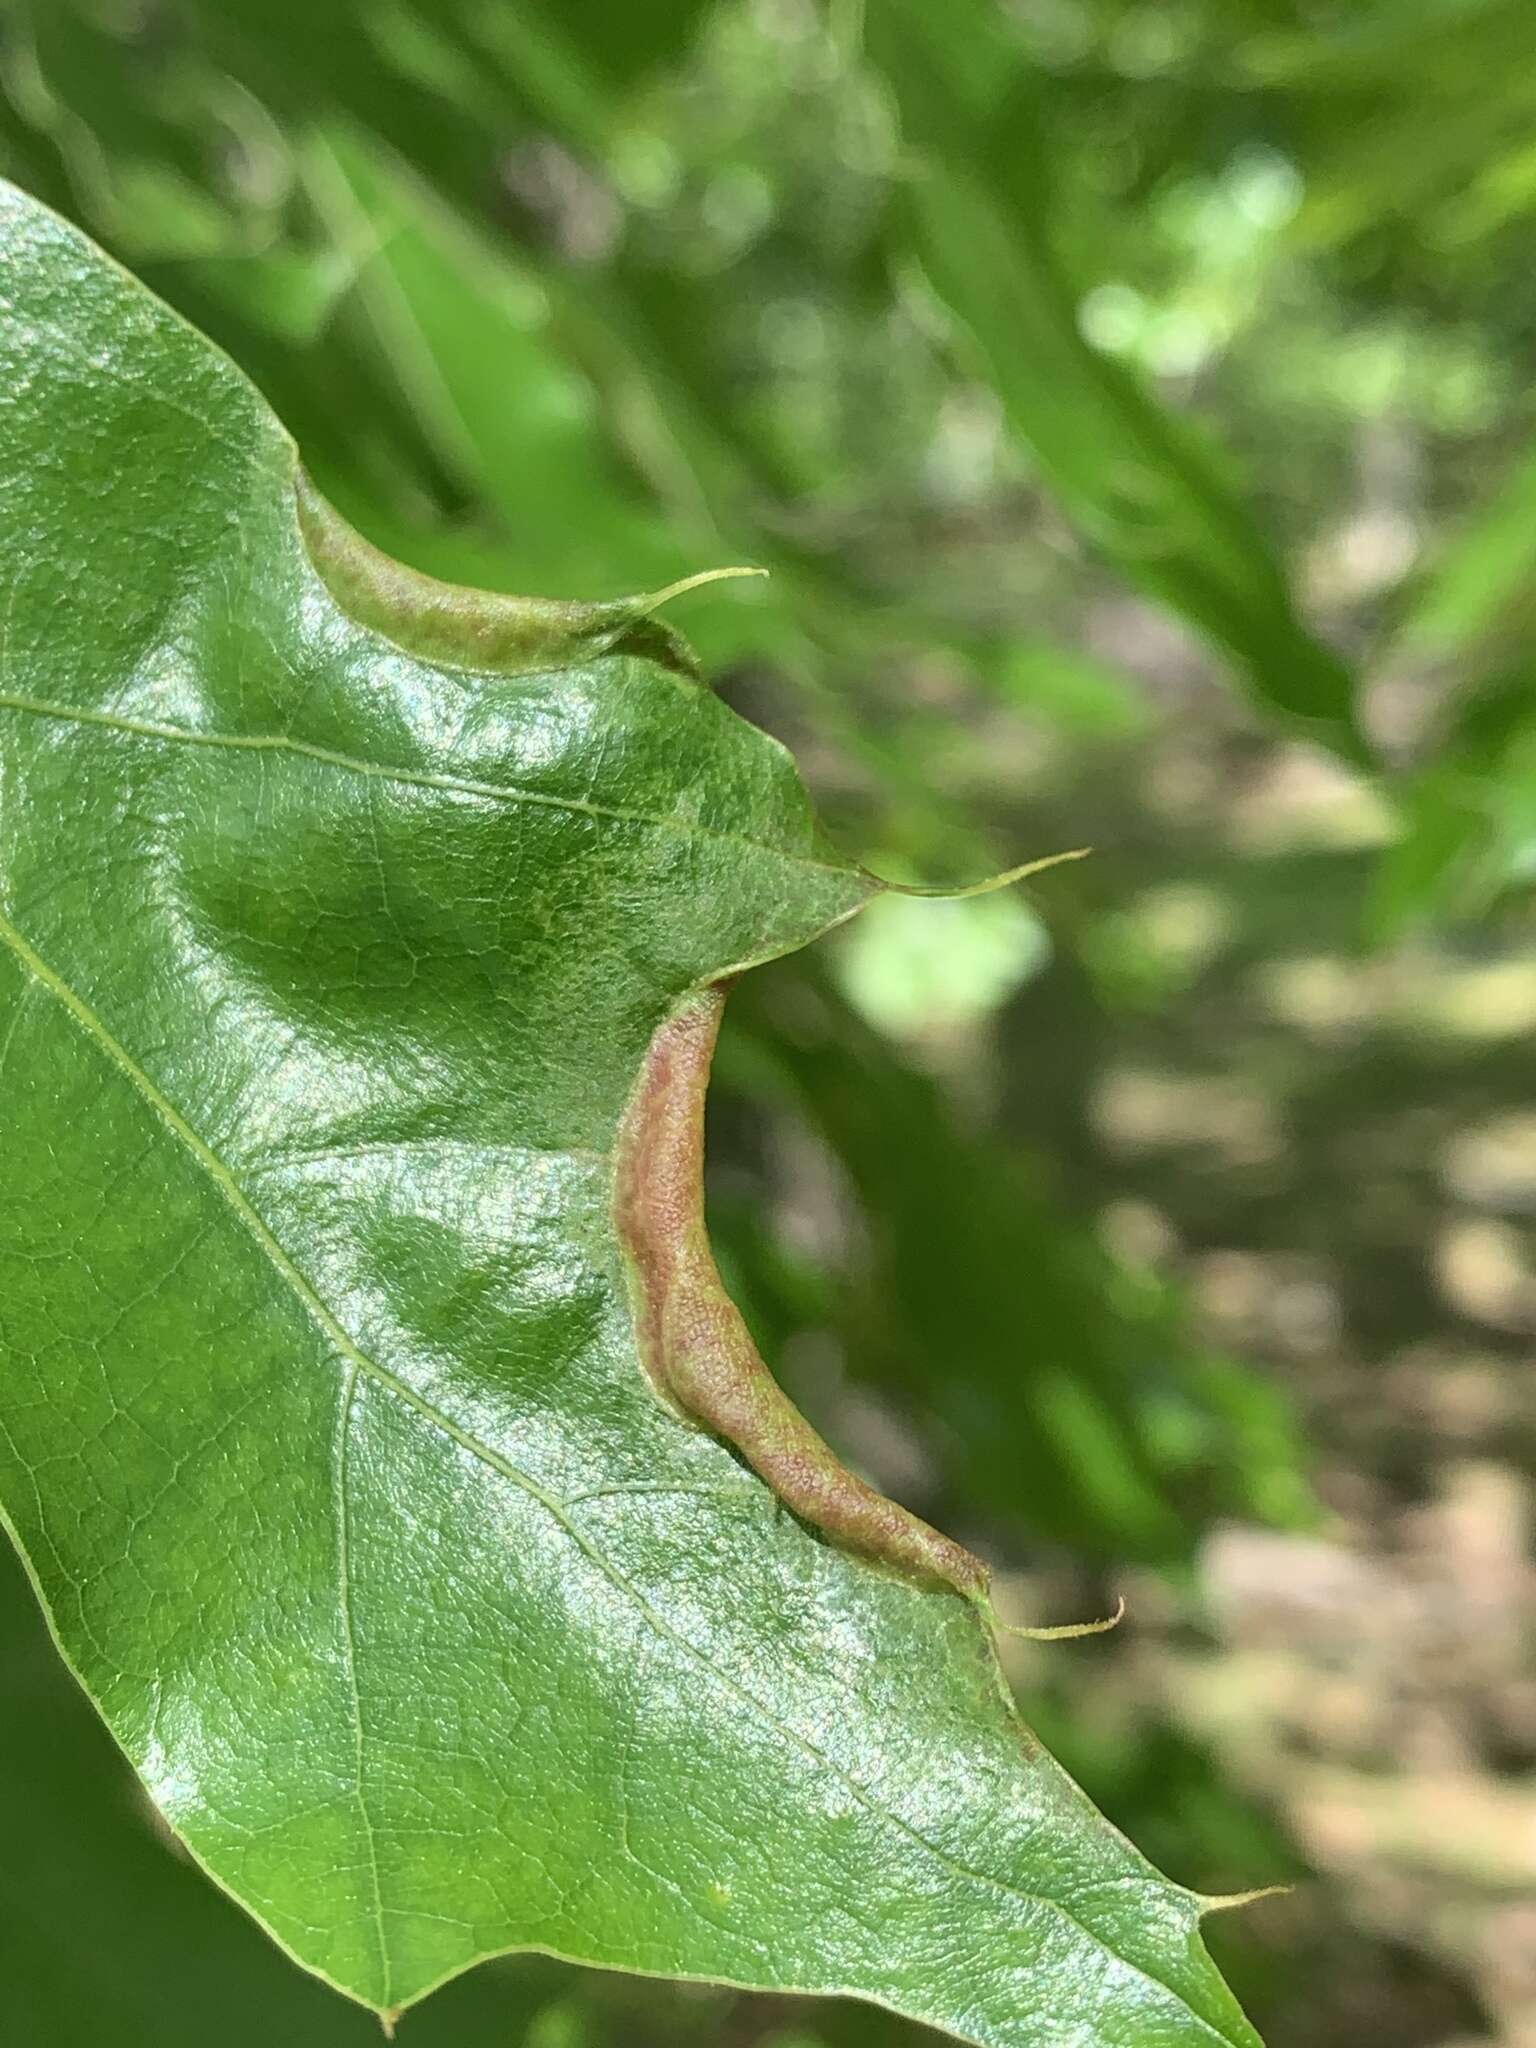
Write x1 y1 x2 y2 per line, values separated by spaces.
2 1 1532 2042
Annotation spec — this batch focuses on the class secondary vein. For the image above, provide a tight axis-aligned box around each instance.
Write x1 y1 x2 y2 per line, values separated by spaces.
0 688 861 885
334 1360 392 2007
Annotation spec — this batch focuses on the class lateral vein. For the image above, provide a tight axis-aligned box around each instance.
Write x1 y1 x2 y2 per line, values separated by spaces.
334 1361 392 2006
0 688 858 883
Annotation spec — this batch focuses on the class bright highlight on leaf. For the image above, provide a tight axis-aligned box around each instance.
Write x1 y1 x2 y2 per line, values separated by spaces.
0 180 1261 2047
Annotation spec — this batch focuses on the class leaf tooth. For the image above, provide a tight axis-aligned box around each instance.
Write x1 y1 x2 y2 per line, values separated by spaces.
293 468 707 680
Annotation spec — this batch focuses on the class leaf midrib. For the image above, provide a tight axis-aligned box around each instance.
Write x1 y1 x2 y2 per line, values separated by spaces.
0 899 1234 2044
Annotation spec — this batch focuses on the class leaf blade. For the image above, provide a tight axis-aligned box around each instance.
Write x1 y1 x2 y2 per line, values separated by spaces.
0 178 1260 2048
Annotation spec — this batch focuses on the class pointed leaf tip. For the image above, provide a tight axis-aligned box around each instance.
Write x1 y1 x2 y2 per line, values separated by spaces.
1198 1884 1293 1918
885 845 1093 900
636 565 770 614
992 1593 1127 1643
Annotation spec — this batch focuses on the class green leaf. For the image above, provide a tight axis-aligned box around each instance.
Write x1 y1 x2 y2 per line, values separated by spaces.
1385 438 1536 661
0 1540 569 2046
901 166 1357 751
0 179 1259 2047
298 125 703 604
863 0 1361 757
1366 661 1536 935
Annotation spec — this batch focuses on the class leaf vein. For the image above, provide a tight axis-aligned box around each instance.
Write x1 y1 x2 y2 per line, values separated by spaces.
0 902 1229 2040
0 689 860 883
335 1359 392 2008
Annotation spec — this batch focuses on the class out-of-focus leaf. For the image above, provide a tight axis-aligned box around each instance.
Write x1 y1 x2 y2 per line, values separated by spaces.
1368 663 1536 935
864 0 1362 755
725 969 1314 1562
832 889 1051 1039
1246 0 1536 248
286 125 902 757
983 641 1153 740
1386 438 1536 660
301 125 700 599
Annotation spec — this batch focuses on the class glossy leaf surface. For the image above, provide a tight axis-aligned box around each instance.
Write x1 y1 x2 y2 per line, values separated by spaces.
0 182 1258 2046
